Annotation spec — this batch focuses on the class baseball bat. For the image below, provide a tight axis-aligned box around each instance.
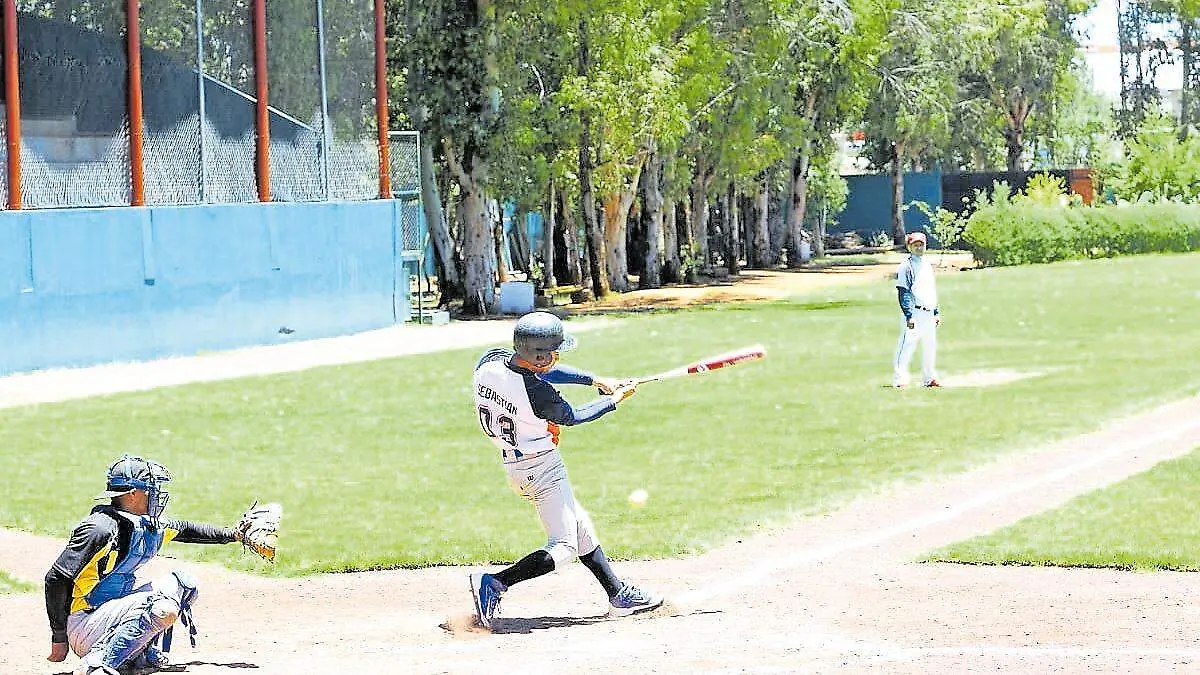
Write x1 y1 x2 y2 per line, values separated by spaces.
635 344 767 384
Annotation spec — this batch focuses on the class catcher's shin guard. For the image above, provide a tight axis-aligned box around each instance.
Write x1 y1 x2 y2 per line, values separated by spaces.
91 593 180 669
159 570 200 653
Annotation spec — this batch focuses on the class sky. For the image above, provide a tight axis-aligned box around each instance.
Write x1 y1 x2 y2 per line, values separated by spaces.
1077 0 1182 98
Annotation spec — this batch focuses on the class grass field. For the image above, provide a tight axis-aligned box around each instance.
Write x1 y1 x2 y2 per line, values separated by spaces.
927 447 1200 571
0 570 34 595
1 253 1199 576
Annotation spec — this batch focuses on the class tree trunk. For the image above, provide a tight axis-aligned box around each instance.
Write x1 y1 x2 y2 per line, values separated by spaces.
639 150 664 289
749 175 770 268
556 188 582 285
444 138 495 315
509 208 531 275
814 199 828 258
661 156 681 283
414 127 462 300
689 163 713 270
602 184 638 292
890 141 907 244
490 199 508 283
542 182 557 288
578 18 608 298
767 164 786 264
1005 128 1023 173
788 145 811 267
1004 96 1029 173
725 182 740 275
627 193 646 279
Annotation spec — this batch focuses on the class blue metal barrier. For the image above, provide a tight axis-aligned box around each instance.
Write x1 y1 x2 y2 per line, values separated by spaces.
0 201 420 375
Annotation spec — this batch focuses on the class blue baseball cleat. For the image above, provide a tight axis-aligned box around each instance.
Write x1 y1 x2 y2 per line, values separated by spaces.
608 583 663 617
469 572 505 629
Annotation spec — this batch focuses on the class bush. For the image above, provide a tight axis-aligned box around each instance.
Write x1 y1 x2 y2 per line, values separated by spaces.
963 192 1200 266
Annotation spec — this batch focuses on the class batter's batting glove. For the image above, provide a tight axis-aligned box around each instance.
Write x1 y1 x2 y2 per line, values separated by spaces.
595 377 636 395
594 377 618 395
609 383 637 405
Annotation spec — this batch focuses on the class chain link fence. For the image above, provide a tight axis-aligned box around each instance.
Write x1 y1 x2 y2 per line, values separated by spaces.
2 0 410 209
9 6 131 208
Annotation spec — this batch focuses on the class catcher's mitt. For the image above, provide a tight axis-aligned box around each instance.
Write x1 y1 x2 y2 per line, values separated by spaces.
236 501 281 562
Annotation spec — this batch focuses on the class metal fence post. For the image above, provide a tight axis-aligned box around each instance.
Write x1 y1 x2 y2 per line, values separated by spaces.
254 0 271 202
315 0 331 201
375 0 391 199
4 0 22 209
127 0 146 206
195 0 208 203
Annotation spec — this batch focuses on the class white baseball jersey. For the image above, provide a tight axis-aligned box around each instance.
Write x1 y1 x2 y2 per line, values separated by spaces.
473 349 614 464
895 254 937 310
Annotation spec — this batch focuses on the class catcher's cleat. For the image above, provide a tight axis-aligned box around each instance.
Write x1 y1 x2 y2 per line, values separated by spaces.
72 666 120 675
469 572 505 629
608 583 663 617
128 645 169 674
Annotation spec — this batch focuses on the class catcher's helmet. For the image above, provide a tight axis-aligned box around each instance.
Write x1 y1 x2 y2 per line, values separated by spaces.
513 311 577 360
97 454 172 525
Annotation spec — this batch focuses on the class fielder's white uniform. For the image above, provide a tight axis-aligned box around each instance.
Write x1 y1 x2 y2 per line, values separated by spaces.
473 349 616 565
893 253 939 386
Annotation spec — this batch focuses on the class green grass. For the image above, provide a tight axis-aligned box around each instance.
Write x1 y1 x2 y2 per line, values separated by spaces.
927 448 1200 571
0 570 34 594
1 253 1199 576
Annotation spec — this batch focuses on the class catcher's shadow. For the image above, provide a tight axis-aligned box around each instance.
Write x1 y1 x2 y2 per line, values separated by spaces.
160 662 261 671
54 662 258 675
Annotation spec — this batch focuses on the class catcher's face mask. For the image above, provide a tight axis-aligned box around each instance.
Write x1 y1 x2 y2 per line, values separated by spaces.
98 454 172 527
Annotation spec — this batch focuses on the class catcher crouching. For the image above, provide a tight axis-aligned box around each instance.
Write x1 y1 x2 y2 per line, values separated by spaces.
44 454 280 675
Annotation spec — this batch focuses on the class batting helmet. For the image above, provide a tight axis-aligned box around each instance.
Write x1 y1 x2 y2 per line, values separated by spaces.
97 454 172 525
513 311 577 361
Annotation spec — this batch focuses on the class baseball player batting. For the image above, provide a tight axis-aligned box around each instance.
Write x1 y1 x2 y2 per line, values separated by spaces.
469 311 663 629
893 231 941 388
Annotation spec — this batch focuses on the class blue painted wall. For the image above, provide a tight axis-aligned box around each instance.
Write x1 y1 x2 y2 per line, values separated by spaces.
839 171 942 241
0 201 424 376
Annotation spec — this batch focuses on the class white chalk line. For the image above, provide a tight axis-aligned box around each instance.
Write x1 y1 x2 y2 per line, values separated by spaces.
877 645 1200 660
680 405 1200 605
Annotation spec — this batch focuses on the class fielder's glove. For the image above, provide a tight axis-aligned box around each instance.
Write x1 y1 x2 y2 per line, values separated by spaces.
235 501 282 562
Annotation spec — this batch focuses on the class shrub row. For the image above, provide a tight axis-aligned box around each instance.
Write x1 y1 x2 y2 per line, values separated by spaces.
963 200 1200 266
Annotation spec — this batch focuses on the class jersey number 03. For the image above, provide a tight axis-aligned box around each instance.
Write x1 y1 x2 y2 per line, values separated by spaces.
477 405 523 459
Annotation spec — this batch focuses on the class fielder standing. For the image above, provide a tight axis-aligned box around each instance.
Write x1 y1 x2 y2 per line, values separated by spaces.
893 231 941 388
469 311 663 629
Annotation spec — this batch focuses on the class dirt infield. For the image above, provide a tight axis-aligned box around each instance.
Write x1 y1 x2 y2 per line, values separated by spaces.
2 262 1198 674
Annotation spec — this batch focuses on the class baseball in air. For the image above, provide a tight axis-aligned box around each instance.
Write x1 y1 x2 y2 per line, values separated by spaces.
628 488 649 508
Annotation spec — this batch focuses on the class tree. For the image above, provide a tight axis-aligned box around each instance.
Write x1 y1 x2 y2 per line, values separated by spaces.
395 0 503 315
959 0 1081 172
861 0 963 243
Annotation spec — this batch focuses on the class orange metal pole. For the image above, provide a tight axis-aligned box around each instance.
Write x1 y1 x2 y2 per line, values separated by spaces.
253 0 270 201
3 0 22 209
374 0 391 199
126 0 145 206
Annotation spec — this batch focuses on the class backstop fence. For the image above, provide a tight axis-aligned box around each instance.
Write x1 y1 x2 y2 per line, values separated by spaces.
0 0 417 210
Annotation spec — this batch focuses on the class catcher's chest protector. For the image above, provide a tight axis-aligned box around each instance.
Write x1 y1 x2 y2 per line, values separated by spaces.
85 514 164 608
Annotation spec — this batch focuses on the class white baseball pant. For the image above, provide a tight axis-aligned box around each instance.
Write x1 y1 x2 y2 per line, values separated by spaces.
505 449 599 566
893 308 938 386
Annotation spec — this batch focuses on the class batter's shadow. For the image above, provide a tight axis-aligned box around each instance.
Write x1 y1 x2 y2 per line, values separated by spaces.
489 614 611 633
491 607 721 634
